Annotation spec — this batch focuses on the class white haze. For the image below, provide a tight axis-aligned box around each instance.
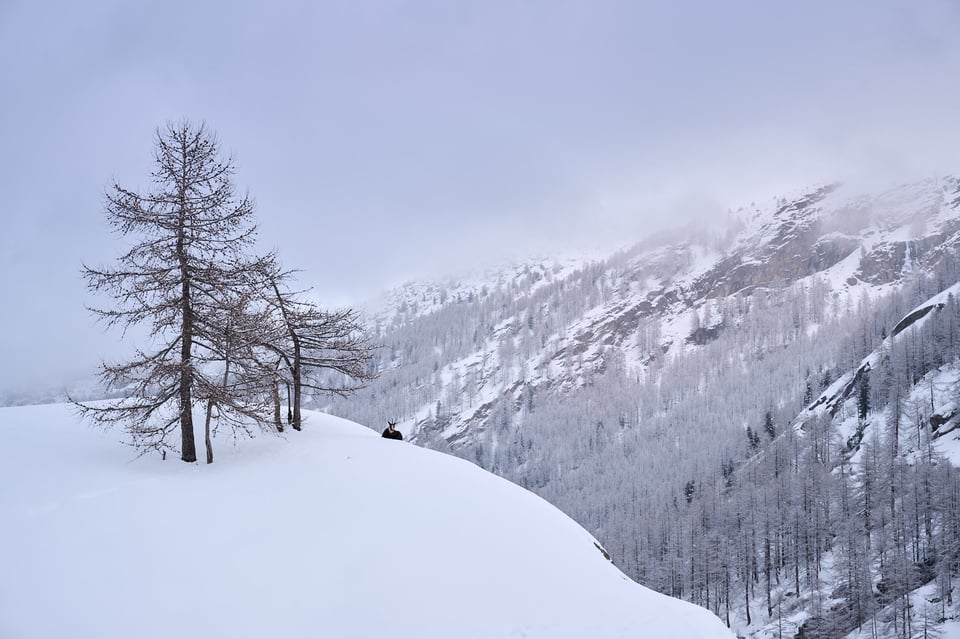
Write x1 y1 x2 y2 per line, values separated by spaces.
1 0 959 393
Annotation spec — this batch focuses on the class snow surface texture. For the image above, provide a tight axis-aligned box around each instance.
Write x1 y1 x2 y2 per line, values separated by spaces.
0 404 733 639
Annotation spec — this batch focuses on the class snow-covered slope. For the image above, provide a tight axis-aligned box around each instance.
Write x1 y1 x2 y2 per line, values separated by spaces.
321 174 960 639
0 404 733 639
363 257 592 329
726 283 960 639
335 175 960 452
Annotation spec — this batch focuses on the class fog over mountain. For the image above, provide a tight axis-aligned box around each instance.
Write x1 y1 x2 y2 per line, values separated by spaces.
3 1 960 393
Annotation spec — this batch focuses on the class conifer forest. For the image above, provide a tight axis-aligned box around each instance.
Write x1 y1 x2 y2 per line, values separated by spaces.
327 180 960 638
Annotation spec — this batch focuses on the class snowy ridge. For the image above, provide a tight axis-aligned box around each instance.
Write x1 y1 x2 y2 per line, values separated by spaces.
0 404 733 639
363 256 592 329
351 175 960 451
800 281 960 426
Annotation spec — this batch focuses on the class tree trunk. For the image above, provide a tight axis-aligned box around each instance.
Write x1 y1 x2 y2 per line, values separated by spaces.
204 399 214 464
273 379 283 432
724 564 730 627
204 350 231 464
794 514 801 597
285 380 292 424
765 526 773 618
292 349 302 431
271 280 303 431
177 222 197 462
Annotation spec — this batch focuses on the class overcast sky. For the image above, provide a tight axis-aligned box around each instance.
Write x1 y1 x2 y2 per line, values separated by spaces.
2 0 960 392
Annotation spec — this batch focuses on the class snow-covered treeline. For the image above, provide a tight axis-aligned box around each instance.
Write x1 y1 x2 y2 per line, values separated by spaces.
324 178 960 637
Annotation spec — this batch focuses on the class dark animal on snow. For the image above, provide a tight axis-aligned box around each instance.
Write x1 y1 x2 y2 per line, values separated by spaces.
382 421 403 441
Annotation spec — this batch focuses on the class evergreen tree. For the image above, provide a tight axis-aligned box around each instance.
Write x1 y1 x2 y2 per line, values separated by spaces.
764 411 776 440
858 370 871 422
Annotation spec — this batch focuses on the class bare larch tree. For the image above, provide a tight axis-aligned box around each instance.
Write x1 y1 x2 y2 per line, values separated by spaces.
265 273 376 430
192 283 281 463
80 121 274 462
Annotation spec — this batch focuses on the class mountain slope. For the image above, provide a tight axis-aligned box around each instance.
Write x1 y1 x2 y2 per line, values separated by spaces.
714 281 960 639
322 174 960 638
0 404 733 639
333 176 960 453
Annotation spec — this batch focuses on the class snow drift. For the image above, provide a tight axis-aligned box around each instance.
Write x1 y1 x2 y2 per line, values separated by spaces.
0 404 732 639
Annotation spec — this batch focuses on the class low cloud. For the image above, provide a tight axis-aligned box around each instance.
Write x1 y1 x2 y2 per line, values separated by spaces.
1 0 959 392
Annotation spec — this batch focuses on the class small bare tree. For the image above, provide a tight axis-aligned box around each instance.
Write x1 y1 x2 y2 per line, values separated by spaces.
79 121 275 462
265 273 376 430
193 286 282 463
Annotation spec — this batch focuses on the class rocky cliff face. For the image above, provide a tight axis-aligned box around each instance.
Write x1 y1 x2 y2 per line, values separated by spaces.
336 175 960 454
491 177 960 423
